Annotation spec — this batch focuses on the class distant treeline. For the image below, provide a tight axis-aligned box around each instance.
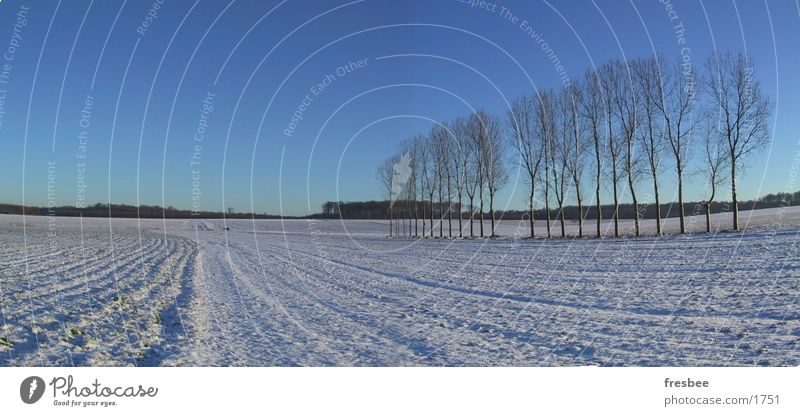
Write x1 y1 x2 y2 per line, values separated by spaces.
2 190 797 220
0 203 41 216
318 191 800 220
0 203 297 219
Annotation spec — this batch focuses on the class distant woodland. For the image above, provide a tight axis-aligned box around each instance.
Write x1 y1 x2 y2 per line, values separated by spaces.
319 192 800 221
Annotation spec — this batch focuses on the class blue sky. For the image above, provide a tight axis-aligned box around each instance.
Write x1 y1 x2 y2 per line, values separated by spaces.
0 0 798 216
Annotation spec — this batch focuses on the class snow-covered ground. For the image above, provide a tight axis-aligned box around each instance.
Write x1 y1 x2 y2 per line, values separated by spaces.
1 206 799 366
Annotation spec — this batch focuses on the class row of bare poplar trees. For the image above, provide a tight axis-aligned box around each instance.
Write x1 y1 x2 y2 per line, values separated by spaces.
377 107 508 238
378 51 773 239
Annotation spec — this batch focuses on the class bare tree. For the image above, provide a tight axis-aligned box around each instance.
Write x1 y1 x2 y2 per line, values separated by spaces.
599 62 624 238
413 135 428 237
443 125 456 238
705 51 773 231
482 112 508 237
401 137 420 237
552 89 573 238
509 95 544 238
473 109 492 238
416 134 430 237
655 57 698 234
612 59 642 236
376 155 397 237
541 136 553 238
563 84 586 237
423 133 438 237
403 154 415 237
464 113 482 238
580 69 605 238
431 124 451 238
698 110 729 233
452 117 470 238
535 91 557 238
390 148 414 237
635 57 665 235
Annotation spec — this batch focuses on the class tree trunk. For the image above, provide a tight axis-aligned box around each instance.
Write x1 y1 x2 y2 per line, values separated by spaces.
678 166 686 234
429 197 434 237
389 208 392 237
400 206 404 237
414 198 418 237
529 185 535 239
458 193 463 238
479 198 484 237
631 188 639 237
447 179 452 238
468 196 474 237
489 195 495 237
628 172 639 237
405 205 408 236
653 176 662 236
594 137 602 238
575 182 583 238
612 164 619 238
404 205 408 236
731 160 739 231
705 202 712 233
545 197 551 238
422 202 426 237
479 185 485 238
408 206 412 236
438 184 444 238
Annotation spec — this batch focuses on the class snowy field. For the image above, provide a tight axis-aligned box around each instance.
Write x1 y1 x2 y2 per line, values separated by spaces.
1 206 799 366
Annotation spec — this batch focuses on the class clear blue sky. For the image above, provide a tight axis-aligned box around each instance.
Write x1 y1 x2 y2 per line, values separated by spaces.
0 0 798 216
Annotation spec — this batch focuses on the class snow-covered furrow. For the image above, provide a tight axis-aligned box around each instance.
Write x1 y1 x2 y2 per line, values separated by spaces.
210 232 754 365
184 235 421 365
268 236 637 365
198 221 799 366
0 225 198 366
180 238 316 366
6 235 167 306
226 239 442 365
339 231 798 322
1 211 799 366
